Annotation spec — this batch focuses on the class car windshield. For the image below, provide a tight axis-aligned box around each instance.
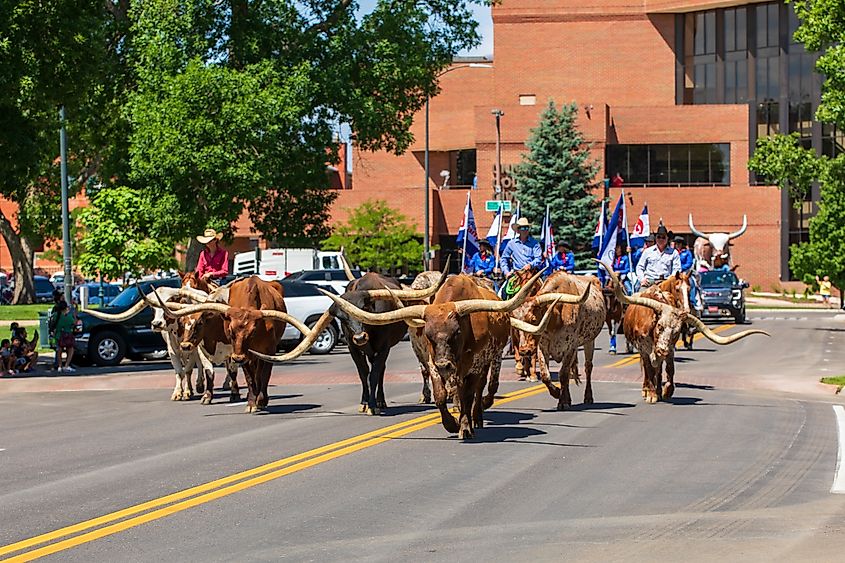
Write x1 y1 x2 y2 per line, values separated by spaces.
35 279 54 293
107 280 176 308
700 271 738 286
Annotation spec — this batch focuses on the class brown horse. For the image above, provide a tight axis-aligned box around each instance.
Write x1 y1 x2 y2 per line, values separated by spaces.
506 268 543 381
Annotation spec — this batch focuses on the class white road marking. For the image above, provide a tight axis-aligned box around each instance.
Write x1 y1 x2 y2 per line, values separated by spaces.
832 406 845 494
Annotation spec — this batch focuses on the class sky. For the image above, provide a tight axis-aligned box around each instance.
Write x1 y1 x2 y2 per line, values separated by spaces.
356 1 493 58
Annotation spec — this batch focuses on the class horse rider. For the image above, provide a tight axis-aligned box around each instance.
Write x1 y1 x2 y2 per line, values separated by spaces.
195 228 230 287
499 217 543 297
635 224 680 288
469 239 496 278
546 240 575 276
612 242 632 294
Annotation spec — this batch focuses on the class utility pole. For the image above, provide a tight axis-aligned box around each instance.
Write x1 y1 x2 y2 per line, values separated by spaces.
423 97 431 271
59 106 72 305
491 109 505 275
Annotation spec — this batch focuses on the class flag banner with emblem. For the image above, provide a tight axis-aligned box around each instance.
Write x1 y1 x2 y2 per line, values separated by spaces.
486 202 503 249
456 192 479 271
629 204 649 249
592 200 607 252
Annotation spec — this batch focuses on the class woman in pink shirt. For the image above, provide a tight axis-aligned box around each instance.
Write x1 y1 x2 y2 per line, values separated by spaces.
195 228 230 283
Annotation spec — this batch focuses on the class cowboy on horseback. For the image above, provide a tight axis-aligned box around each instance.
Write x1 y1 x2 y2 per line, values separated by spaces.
499 217 543 298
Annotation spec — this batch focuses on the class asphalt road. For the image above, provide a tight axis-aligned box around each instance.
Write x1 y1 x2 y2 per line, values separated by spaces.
2 311 845 561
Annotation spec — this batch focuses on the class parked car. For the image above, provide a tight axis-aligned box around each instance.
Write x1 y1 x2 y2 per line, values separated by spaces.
279 281 343 355
34 276 56 303
74 278 181 366
283 269 363 295
72 283 123 307
699 270 749 324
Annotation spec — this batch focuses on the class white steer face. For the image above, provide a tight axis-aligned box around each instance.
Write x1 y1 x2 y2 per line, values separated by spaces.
707 233 731 257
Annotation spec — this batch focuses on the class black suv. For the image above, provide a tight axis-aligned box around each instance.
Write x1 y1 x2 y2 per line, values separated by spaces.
699 270 749 324
74 277 181 366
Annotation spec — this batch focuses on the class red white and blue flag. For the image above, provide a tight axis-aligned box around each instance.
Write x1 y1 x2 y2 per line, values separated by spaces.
592 200 607 252
456 192 479 270
540 204 555 257
629 204 650 249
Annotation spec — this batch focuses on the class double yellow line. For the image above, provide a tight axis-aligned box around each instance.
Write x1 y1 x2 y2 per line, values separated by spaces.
0 384 548 562
607 324 733 368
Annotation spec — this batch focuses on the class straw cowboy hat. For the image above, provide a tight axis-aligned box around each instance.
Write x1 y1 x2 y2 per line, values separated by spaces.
196 228 224 245
516 217 531 229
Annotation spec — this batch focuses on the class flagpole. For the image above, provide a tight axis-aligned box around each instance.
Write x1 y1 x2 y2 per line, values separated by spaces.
461 193 470 273
494 201 504 270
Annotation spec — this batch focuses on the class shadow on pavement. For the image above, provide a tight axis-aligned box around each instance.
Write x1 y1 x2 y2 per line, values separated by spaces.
665 396 703 406
676 383 714 390
382 403 437 417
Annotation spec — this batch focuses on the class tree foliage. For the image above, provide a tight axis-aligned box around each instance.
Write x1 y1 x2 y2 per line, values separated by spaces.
322 200 424 272
127 0 491 258
512 101 599 261
748 132 821 207
77 186 177 280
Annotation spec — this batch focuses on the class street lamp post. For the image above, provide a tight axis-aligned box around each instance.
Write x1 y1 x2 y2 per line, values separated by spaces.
423 62 492 271
491 109 505 272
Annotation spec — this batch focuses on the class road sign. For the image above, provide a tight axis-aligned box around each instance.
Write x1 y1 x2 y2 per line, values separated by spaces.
485 200 512 212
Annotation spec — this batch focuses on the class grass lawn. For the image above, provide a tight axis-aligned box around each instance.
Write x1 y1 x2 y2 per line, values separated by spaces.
0 304 52 321
821 376 845 392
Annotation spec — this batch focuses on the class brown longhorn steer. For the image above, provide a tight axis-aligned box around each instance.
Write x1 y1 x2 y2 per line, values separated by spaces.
506 268 543 381
161 277 310 413
599 261 767 403
516 272 605 410
322 272 579 439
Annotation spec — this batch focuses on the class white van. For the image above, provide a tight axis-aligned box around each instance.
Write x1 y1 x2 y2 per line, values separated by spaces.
233 248 342 279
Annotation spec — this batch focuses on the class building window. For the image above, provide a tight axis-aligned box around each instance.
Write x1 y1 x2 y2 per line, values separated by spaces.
757 101 779 138
606 144 730 186
519 94 536 106
452 149 476 187
683 11 717 104
724 7 748 103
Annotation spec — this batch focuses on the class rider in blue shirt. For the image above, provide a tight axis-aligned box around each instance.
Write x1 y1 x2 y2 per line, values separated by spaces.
546 241 575 275
469 240 496 277
500 218 543 277
612 243 632 294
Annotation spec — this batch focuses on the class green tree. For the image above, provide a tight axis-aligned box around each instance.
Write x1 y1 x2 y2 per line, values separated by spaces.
322 200 424 273
127 0 491 269
512 101 600 261
0 0 111 302
748 132 821 207
76 186 177 281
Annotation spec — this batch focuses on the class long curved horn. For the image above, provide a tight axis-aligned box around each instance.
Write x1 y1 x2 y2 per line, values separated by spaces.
159 302 231 317
510 296 561 334
452 270 544 316
339 247 355 281
84 299 149 322
595 259 675 315
366 258 451 301
140 285 177 319
250 311 336 362
256 309 311 335
688 213 708 239
382 287 426 329
727 215 748 240
532 283 592 306
685 315 768 344
318 288 427 326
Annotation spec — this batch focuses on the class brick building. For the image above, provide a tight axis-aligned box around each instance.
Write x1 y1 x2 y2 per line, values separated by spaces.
341 0 838 288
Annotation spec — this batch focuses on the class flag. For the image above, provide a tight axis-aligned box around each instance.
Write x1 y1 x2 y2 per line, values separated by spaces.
592 200 607 252
629 204 650 249
540 204 555 257
486 202 503 249
617 193 629 248
598 194 625 270
456 192 479 271
504 202 520 241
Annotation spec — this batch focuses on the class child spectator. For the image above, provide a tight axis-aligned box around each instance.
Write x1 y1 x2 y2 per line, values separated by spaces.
0 339 12 375
816 275 833 308
11 331 38 373
54 300 76 372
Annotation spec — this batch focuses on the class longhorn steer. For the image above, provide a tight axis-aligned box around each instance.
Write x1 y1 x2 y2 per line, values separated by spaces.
689 214 747 270
600 262 767 403
516 272 604 410
323 273 575 439
162 277 306 413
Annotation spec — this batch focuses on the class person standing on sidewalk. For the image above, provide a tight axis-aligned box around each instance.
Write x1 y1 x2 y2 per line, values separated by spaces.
48 289 65 371
54 301 76 372
816 275 833 308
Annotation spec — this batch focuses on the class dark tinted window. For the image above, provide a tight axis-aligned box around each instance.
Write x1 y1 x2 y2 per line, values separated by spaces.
607 144 730 186
700 271 739 286
34 278 54 293
109 278 180 308
281 282 321 298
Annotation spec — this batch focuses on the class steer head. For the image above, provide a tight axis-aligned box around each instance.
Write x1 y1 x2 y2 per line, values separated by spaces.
330 291 379 348
689 214 747 262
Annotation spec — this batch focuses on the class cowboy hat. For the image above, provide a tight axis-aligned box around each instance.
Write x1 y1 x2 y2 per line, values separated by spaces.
196 228 223 245
516 217 531 229
478 239 493 249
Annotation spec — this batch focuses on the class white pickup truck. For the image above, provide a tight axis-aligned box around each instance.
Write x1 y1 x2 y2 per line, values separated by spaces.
233 248 343 279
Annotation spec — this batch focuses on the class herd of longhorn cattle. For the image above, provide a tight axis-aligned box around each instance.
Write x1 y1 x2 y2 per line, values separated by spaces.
86 256 767 439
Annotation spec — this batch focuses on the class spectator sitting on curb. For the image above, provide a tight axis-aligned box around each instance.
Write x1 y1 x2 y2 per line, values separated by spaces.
10 334 37 374
0 338 13 376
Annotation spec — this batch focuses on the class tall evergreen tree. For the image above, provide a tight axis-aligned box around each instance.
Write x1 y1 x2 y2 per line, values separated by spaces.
513 101 599 262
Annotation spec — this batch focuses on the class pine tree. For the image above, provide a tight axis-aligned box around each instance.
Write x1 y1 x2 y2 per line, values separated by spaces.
513 101 600 262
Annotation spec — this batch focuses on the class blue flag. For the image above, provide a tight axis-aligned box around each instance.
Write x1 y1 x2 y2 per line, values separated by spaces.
592 201 607 252
456 192 479 271
598 195 625 282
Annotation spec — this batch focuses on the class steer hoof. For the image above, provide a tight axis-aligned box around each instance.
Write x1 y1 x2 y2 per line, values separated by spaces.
645 394 658 404
556 402 568 411
201 392 213 405
419 393 432 404
245 404 260 414
583 395 594 405
180 391 192 401
229 392 241 403
458 427 474 440
195 380 205 395
663 383 675 399
170 391 180 401
365 406 381 416
527 375 538 382
358 404 367 413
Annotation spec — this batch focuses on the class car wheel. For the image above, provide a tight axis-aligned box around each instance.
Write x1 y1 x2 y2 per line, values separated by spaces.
734 307 746 324
308 321 337 355
90 330 125 366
